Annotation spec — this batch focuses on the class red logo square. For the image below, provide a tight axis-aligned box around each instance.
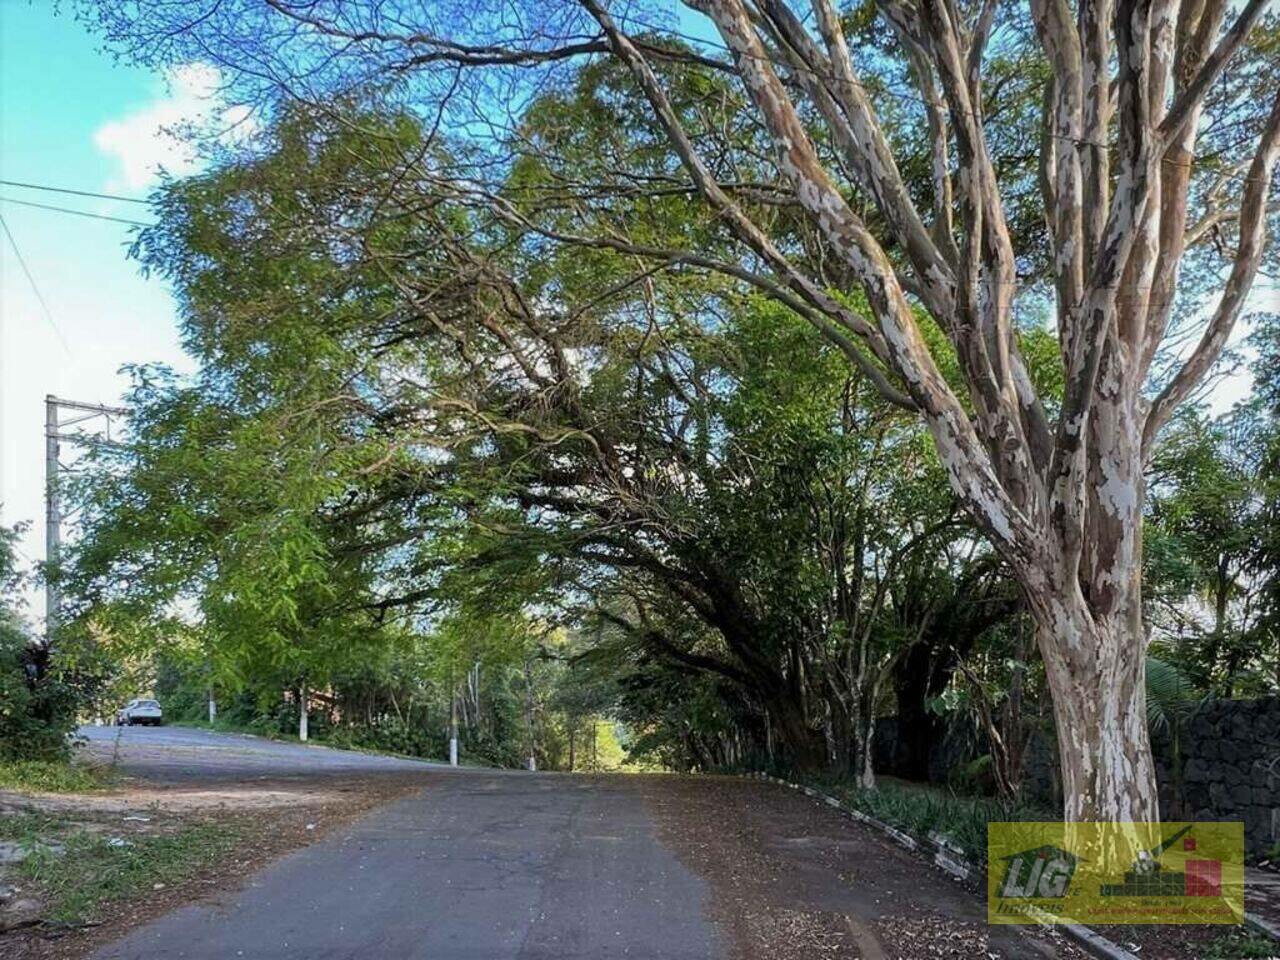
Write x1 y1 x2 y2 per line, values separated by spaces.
1185 859 1220 897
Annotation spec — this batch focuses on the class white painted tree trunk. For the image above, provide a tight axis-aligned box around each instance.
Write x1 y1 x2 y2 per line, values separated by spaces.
449 693 458 767
524 658 537 773
856 716 876 791
207 689 217 724
298 685 308 742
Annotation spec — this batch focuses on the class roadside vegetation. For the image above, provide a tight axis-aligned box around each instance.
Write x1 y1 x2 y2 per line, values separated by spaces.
804 777 1052 862
0 524 105 792
0 760 110 794
1198 936 1280 960
1200 929 1280 960
0 811 242 927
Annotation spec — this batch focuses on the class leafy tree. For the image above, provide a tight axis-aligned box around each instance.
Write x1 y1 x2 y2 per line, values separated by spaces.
77 0 1280 820
1146 410 1273 695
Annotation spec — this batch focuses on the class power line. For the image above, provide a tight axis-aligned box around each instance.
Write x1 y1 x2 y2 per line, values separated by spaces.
0 212 73 355
0 179 150 205
0 195 154 228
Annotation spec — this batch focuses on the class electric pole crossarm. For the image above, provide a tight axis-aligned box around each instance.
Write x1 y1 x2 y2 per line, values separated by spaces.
46 396 128 417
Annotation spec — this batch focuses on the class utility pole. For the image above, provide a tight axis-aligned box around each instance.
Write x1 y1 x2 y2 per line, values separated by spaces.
45 398 60 635
449 680 459 766
44 395 127 637
524 658 537 772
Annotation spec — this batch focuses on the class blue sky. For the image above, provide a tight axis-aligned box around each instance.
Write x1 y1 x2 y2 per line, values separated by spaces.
1 2 196 620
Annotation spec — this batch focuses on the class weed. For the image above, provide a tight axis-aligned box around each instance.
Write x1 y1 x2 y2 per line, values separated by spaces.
1199 929 1280 959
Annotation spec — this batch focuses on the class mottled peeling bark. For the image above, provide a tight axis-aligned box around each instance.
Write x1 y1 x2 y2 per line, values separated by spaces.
578 0 1280 823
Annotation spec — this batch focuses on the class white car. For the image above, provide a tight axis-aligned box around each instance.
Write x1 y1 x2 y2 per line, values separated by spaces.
116 699 163 726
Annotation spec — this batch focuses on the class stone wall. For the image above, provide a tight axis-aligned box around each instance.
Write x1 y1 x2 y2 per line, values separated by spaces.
1160 696 1280 859
873 696 1280 858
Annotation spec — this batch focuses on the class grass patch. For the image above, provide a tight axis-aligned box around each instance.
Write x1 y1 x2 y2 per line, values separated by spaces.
14 817 243 925
804 775 1051 861
0 759 111 793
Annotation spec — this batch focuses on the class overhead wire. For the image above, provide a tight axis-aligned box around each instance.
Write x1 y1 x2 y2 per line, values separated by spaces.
0 195 154 228
0 179 150 205
0 212 73 355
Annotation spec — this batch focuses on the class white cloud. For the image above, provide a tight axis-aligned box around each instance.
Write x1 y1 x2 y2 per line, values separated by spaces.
93 63 254 191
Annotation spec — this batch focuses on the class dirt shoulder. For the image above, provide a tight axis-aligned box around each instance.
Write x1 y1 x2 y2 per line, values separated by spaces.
644 776 1279 960
643 775 1089 960
0 768 428 960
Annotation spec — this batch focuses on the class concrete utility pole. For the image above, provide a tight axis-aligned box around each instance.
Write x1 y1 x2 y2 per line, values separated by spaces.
449 687 459 766
524 659 537 773
44 395 127 637
45 398 60 634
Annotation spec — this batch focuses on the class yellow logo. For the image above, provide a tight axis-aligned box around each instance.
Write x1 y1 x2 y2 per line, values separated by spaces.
987 822 1244 924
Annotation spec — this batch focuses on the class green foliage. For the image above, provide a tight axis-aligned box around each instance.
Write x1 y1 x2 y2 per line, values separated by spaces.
810 775 1052 861
1145 317 1280 697
1144 656 1202 735
1197 929 1280 960
0 524 84 762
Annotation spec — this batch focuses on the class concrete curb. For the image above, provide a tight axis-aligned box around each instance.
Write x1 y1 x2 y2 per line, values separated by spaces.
1244 911 1280 943
744 772 1142 960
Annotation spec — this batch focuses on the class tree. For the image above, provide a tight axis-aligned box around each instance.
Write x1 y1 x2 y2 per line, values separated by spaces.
75 0 1280 816
1146 409 1273 695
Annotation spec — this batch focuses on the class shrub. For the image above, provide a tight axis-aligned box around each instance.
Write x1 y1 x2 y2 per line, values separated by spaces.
0 635 81 762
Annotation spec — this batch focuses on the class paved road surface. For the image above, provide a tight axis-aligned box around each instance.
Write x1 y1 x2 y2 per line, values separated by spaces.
79 728 1079 960
76 724 447 782
90 772 718 960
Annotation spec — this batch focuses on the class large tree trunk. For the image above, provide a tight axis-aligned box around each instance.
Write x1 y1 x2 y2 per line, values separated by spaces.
1026 546 1158 821
763 690 824 772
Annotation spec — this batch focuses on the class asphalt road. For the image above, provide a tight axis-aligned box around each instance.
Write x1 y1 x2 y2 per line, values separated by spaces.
76 724 448 782
78 728 1079 960
89 767 719 959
